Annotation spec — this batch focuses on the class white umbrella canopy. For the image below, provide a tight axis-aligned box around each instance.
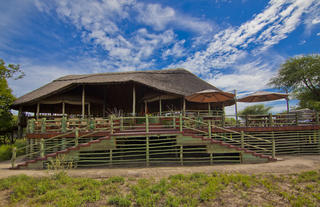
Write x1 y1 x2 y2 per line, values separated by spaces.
186 89 235 103
237 91 288 102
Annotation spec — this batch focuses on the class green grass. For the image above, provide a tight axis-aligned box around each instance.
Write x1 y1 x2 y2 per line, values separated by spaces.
0 170 320 206
0 139 26 161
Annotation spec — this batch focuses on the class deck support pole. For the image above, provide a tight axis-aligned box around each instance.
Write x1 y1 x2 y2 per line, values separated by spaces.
132 84 136 116
145 114 149 133
62 102 65 116
17 106 23 139
41 118 46 133
179 114 183 132
180 145 183 166
208 103 211 115
272 131 276 159
173 116 176 129
82 85 85 119
159 97 162 115
208 121 212 139
88 103 91 117
11 147 16 168
36 103 40 119
144 101 147 114
103 86 106 117
221 112 225 127
61 116 67 133
268 113 273 127
40 138 44 157
109 150 113 167
183 97 186 116
62 137 66 150
234 89 238 125
241 131 244 149
75 128 79 147
146 136 149 167
210 153 213 165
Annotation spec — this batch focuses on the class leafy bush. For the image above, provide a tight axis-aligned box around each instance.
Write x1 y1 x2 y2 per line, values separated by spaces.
0 139 26 161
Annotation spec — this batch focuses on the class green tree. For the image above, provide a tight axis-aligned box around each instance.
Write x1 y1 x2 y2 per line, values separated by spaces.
268 54 320 111
239 104 272 116
0 59 24 142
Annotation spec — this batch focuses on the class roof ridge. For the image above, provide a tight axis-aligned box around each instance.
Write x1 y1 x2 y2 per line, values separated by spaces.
55 68 190 82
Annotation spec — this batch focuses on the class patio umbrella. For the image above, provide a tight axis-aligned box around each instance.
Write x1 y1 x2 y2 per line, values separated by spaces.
186 89 235 103
238 91 289 113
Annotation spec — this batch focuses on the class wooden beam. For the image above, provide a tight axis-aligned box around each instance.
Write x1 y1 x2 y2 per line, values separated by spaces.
82 85 85 118
62 102 65 116
36 103 40 119
132 84 136 116
17 106 23 138
234 89 238 125
144 101 147 114
159 96 162 115
88 103 91 117
183 97 186 115
103 86 106 117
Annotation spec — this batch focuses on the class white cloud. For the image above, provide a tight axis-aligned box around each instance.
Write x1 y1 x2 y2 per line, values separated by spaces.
317 32 320 36
172 0 317 77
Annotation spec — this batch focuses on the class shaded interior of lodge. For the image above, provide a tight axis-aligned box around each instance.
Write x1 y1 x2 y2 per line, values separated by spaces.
10 69 320 169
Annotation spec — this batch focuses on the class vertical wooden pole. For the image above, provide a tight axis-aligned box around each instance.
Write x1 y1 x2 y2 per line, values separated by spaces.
103 86 106 117
179 114 183 132
62 102 65 116
272 131 276 159
17 106 23 138
11 147 16 168
146 136 149 167
110 116 114 134
159 97 162 115
180 145 183 166
221 112 225 127
234 89 238 124
40 138 44 157
145 114 149 133
208 121 212 139
82 85 85 119
245 115 249 127
316 112 319 125
268 113 273 127
208 103 211 115
62 137 66 150
109 149 113 167
36 103 40 119
61 116 67 133
41 118 46 133
120 117 124 131
88 103 91 117
173 116 176 129
210 153 213 165
75 128 79 147
286 97 289 114
144 101 147 114
241 131 244 149
31 119 35 133
183 98 186 116
132 84 136 116
295 112 298 126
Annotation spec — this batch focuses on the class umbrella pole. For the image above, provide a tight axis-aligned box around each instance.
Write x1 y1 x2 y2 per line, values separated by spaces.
234 89 238 125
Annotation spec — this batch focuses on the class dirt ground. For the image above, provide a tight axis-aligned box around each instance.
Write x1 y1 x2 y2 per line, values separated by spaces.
0 155 320 179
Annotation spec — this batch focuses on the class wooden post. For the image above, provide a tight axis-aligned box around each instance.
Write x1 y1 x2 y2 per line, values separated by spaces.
268 113 273 127
62 102 65 116
89 118 95 130
109 149 113 167
286 97 289 114
245 115 249 127
316 112 319 125
272 131 276 159
241 131 244 149
17 106 23 138
41 118 46 133
88 103 91 117
11 147 16 168
173 116 176 129
120 117 124 131
75 128 79 147
180 145 183 166
179 114 183 132
36 103 40 119
61 116 67 133
234 89 238 125
208 103 211 115
103 86 106 117
132 84 136 116
159 97 162 115
62 137 66 150
221 112 225 127
40 138 44 157
82 85 85 119
145 114 149 133
208 121 212 139
31 119 35 133
183 98 186 116
110 116 114 134
295 112 299 126
144 101 147 114
210 153 213 165
146 136 149 167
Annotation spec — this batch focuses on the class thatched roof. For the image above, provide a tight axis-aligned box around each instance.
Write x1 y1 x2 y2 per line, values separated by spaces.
13 68 219 107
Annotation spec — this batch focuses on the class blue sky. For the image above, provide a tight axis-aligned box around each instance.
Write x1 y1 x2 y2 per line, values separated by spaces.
1 0 320 114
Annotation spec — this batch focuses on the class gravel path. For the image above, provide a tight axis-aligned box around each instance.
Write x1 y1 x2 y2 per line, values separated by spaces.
0 155 320 179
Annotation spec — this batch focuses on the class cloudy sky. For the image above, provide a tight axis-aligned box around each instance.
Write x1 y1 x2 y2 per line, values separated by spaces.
1 0 320 114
